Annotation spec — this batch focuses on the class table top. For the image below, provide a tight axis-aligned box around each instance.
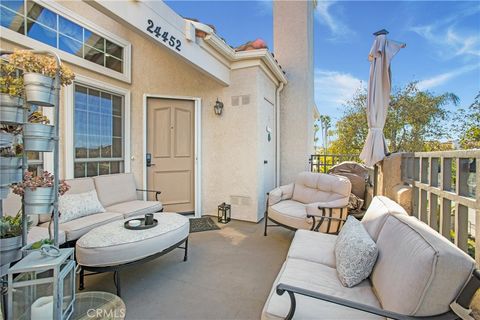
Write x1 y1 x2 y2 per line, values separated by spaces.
72 291 126 320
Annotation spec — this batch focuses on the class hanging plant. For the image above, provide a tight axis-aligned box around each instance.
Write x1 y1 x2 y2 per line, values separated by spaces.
0 61 25 124
23 111 54 152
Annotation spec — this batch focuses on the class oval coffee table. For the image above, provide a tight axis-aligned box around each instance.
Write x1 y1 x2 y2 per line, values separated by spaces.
76 213 189 297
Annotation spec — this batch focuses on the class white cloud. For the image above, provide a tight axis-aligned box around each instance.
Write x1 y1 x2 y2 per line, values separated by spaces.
315 69 365 117
315 1 354 40
417 64 480 90
255 0 272 17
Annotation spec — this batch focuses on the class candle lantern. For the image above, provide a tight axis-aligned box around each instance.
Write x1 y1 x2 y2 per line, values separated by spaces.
217 202 231 224
8 248 76 320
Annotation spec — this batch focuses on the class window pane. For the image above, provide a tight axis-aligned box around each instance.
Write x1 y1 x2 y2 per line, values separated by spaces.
84 30 104 51
27 151 40 161
113 116 122 137
99 162 110 175
59 16 82 41
112 137 122 158
74 162 86 178
110 161 120 174
75 110 87 135
101 135 112 158
88 135 100 158
75 134 87 158
87 89 100 113
1 0 24 14
59 35 82 57
27 19 56 47
105 56 122 73
106 40 123 59
26 1 56 30
75 85 87 110
1 6 24 34
112 95 122 116
87 162 98 177
84 45 104 66
100 114 112 137
100 92 112 115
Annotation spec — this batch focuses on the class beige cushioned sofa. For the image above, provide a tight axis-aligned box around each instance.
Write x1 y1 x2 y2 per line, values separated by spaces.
262 196 477 319
265 172 351 235
3 173 162 244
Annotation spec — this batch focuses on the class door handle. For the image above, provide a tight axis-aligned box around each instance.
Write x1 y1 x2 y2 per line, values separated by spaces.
146 153 153 167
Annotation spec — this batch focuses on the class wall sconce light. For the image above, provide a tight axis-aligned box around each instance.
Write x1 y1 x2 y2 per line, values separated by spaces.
214 98 224 115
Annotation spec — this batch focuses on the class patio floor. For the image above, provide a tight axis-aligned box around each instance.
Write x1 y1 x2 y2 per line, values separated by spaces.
79 218 294 320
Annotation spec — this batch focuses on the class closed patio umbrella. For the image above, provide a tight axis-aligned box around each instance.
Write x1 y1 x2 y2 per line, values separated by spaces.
360 29 405 167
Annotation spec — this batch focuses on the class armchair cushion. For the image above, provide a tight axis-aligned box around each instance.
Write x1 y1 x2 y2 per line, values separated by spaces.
335 216 378 287
268 200 312 230
372 214 475 316
292 172 351 205
268 183 294 206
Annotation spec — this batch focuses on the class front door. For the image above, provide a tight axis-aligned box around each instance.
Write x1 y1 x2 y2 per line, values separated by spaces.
147 98 195 213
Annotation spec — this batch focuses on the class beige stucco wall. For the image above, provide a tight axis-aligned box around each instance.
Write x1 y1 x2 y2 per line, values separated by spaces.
1 0 281 222
274 0 315 185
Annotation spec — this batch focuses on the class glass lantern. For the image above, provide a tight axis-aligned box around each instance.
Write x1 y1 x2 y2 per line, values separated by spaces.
7 248 76 320
218 202 231 224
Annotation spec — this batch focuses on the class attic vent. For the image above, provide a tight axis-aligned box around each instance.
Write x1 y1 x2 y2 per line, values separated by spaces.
231 96 240 106
230 195 252 206
241 95 250 105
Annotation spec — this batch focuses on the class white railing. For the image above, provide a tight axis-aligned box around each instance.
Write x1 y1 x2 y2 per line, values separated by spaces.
402 150 479 263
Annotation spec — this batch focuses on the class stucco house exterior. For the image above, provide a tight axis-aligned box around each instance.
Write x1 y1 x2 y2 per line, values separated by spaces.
0 0 317 222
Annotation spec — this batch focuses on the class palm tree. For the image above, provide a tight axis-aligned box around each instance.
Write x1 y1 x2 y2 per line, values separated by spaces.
319 115 331 154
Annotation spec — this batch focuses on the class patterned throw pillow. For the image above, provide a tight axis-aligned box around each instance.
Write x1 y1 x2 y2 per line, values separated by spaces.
335 216 378 287
58 190 106 224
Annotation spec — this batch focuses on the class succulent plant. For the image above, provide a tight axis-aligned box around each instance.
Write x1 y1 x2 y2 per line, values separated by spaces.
0 61 24 97
0 210 31 239
11 171 70 196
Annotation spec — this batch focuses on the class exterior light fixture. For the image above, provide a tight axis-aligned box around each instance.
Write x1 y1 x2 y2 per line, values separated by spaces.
214 99 224 115
217 202 231 224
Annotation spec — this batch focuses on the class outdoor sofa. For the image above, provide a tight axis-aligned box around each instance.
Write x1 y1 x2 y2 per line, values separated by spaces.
262 196 478 319
265 172 352 235
3 173 163 244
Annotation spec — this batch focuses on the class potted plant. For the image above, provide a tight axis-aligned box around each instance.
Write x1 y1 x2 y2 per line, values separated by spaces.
11 171 70 215
23 111 55 152
8 50 75 106
22 238 53 255
0 210 30 266
0 61 25 124
0 143 23 199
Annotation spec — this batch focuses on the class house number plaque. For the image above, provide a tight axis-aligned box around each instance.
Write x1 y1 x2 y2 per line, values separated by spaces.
146 19 182 52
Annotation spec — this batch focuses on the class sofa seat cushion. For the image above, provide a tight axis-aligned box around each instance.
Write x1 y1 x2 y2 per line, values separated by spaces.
28 226 66 245
262 258 383 320
106 200 162 219
93 173 138 207
268 200 312 230
372 214 475 316
40 212 124 241
287 230 337 268
361 196 407 242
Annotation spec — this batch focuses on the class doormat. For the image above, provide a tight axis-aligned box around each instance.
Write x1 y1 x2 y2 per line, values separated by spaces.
189 217 220 233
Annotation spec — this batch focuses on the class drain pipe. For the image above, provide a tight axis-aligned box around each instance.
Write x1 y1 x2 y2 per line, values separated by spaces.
275 82 284 187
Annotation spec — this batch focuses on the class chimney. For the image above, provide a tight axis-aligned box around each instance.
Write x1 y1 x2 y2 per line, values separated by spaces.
274 0 315 184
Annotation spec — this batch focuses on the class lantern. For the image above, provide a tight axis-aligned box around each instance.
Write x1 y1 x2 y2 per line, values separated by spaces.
217 202 231 224
214 99 224 115
8 248 76 320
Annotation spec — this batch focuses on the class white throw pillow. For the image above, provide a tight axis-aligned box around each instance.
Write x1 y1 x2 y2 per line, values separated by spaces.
58 190 105 224
335 216 378 287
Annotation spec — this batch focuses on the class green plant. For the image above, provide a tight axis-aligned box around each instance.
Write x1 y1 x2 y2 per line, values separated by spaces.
29 238 53 250
0 61 24 97
28 111 50 124
8 50 75 86
0 210 31 239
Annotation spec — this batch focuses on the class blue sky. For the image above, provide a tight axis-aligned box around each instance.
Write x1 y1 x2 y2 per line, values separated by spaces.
166 1 480 125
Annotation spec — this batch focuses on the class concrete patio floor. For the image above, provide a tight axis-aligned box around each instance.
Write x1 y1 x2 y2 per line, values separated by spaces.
79 218 294 320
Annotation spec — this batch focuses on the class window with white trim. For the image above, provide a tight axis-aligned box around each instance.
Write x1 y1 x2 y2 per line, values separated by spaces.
0 0 124 73
73 84 124 178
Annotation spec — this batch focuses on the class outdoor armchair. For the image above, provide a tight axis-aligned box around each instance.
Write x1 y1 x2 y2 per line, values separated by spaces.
264 172 352 235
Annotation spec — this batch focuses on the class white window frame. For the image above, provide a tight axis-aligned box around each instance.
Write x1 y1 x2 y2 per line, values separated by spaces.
64 74 131 179
0 0 132 83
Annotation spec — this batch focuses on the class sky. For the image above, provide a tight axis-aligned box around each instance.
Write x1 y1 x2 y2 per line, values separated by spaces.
165 0 480 127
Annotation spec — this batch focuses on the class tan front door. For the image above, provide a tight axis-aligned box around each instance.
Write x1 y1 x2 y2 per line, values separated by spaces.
147 98 195 213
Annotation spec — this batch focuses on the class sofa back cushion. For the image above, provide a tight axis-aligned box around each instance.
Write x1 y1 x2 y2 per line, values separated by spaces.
361 196 407 242
371 214 475 316
292 172 351 204
93 173 138 207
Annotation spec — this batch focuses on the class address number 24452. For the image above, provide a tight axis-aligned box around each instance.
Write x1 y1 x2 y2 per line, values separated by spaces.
146 19 182 52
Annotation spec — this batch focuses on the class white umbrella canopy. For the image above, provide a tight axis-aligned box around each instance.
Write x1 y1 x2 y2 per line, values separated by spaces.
360 30 405 167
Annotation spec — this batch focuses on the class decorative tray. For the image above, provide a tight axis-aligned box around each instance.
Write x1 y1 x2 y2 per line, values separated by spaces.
124 218 158 230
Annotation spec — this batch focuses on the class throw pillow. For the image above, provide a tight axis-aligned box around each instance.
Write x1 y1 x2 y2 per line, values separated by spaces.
58 190 105 224
335 216 378 287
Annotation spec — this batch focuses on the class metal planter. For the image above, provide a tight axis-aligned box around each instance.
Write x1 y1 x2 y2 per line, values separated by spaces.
23 123 55 152
24 187 54 215
23 72 56 107
0 236 22 266
0 93 24 124
0 156 23 185
0 131 13 149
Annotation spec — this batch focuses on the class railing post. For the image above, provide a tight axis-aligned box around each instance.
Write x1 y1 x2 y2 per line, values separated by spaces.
419 157 428 222
439 158 452 239
429 158 440 231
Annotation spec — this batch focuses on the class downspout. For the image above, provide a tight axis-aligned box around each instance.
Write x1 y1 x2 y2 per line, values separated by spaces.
275 82 284 187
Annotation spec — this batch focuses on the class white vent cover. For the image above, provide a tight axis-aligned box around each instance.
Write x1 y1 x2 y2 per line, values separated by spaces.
231 96 240 106
230 195 252 206
231 95 251 106
241 95 250 105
